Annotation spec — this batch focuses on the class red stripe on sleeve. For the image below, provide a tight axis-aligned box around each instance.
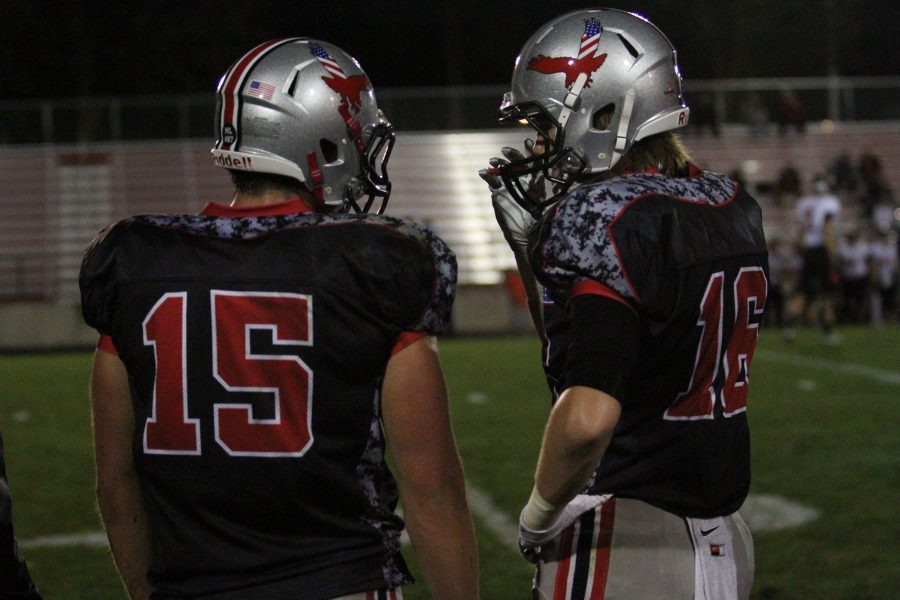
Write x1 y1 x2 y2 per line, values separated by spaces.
570 279 636 315
97 334 118 356
392 331 426 355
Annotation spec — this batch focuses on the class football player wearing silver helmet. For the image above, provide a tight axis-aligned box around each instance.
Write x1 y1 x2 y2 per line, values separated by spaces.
83 38 477 600
483 9 765 599
211 38 395 214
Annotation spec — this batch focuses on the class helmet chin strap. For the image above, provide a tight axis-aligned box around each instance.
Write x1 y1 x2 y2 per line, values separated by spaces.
612 88 636 167
557 72 588 130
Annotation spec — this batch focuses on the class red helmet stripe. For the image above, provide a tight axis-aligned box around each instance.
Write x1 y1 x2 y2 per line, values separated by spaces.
216 38 298 151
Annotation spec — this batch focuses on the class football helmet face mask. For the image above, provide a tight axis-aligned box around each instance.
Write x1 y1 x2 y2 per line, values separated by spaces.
212 38 395 213
498 9 690 216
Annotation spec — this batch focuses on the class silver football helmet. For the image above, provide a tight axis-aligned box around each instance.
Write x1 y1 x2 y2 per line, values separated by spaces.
498 9 690 215
211 38 395 213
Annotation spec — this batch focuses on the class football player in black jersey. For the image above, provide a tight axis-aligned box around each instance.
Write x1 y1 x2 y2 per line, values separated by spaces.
82 39 477 600
482 9 766 599
0 430 42 599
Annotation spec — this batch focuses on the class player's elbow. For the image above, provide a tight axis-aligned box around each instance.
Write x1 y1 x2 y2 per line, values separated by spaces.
555 386 621 451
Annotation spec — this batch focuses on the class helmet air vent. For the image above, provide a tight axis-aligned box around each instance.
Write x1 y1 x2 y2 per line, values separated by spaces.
617 33 641 60
287 70 300 97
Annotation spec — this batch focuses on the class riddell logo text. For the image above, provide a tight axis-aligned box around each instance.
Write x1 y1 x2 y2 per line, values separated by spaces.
213 153 253 170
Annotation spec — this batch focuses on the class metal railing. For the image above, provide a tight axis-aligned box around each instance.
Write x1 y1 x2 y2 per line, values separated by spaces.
1 77 898 145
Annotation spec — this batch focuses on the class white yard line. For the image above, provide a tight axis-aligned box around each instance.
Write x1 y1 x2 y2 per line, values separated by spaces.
18 489 819 551
465 485 819 552
740 494 820 532
755 349 900 385
467 484 520 549
19 530 108 549
18 488 521 552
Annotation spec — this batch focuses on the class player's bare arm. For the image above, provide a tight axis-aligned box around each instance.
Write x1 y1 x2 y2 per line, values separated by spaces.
381 336 479 599
533 386 621 507
90 349 154 600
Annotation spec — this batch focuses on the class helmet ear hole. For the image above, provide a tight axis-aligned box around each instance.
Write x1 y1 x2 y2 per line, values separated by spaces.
319 138 339 163
592 104 616 131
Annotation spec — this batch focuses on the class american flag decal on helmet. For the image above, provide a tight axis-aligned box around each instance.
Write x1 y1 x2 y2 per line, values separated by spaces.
215 37 299 151
309 43 347 79
579 17 603 57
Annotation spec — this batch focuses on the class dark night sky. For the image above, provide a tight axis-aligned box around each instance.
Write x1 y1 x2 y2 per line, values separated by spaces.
1 0 898 101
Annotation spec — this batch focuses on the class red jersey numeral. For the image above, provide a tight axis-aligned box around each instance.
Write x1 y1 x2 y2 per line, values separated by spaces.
142 291 314 457
665 268 767 421
723 268 767 415
211 291 313 457
143 293 201 454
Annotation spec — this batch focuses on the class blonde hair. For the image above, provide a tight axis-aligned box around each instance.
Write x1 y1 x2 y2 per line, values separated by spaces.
610 131 692 177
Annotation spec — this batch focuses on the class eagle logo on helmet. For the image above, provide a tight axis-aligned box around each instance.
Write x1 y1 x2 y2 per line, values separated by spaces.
309 42 372 155
309 43 372 113
527 18 608 89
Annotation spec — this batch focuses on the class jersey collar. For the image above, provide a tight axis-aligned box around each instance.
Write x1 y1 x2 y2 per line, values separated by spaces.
619 163 702 178
201 199 313 217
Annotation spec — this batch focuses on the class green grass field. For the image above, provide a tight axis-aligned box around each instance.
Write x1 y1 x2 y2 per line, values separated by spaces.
1 325 898 599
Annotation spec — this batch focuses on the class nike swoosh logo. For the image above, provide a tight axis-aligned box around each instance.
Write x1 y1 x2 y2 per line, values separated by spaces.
700 526 719 536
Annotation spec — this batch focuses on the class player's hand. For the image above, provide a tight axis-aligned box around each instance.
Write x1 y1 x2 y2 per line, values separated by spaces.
491 182 536 250
479 157 537 252
518 494 604 563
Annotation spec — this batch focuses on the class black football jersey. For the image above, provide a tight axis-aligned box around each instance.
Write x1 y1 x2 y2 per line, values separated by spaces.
80 203 457 599
531 169 768 518
0 432 41 598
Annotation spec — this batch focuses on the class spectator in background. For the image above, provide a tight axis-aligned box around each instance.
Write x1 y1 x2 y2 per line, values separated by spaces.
786 177 841 344
871 197 899 237
837 229 872 323
742 91 769 137
767 237 800 329
775 89 806 135
828 152 857 194
774 165 802 206
869 230 899 325
0 430 42 599
687 91 720 137
857 152 893 220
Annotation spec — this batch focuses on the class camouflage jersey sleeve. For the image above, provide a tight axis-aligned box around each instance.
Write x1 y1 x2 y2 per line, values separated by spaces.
530 183 639 306
531 171 743 310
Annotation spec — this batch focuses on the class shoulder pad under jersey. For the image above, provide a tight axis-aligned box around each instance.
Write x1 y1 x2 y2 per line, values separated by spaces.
534 171 738 303
137 211 458 335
